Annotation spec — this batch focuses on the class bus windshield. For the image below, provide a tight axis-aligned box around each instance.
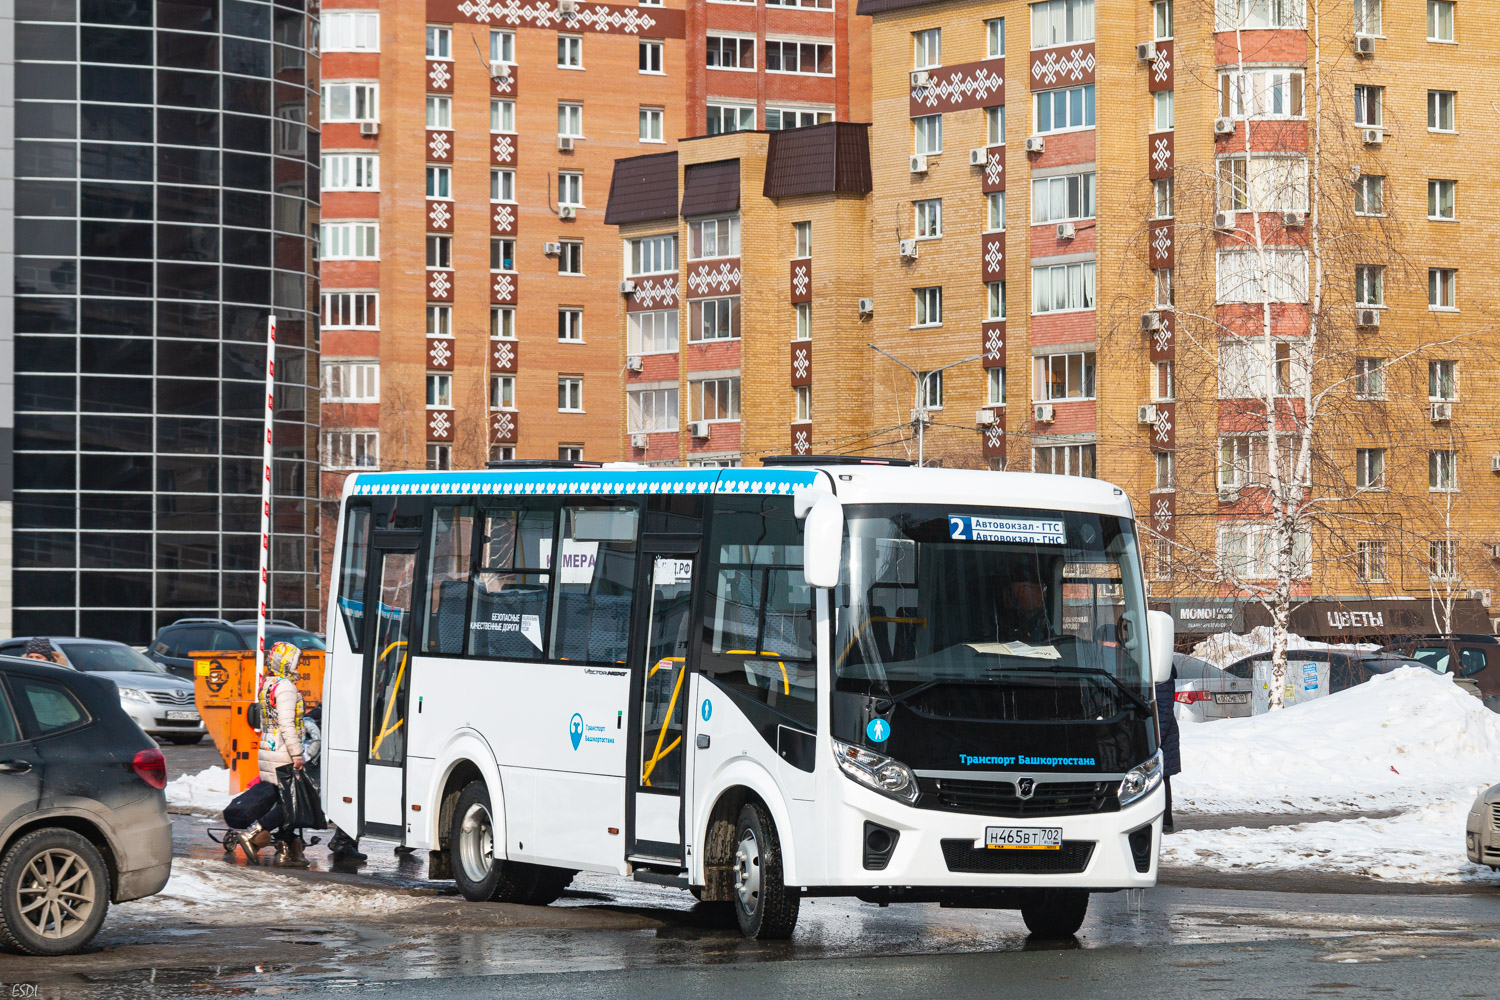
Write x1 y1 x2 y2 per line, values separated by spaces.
835 504 1150 720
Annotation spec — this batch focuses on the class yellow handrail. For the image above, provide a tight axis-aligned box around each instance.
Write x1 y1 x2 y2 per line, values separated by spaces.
726 650 790 695
641 662 686 786
370 640 409 760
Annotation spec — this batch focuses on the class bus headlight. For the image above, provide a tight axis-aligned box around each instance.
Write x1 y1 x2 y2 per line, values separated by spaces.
1117 751 1164 808
832 738 919 804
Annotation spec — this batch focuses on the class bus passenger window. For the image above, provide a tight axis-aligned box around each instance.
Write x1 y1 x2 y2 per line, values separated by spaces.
699 497 816 731
467 506 553 660
424 504 474 655
338 506 371 651
549 504 639 665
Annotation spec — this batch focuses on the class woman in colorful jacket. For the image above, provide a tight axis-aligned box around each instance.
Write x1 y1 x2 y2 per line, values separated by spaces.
225 641 308 865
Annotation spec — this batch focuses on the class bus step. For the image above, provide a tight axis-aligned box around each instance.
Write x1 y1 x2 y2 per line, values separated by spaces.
631 868 689 889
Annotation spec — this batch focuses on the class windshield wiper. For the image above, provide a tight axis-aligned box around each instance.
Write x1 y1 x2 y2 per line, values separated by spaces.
1006 665 1154 716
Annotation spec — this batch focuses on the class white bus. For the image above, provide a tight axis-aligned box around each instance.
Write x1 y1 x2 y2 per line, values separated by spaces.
322 458 1174 939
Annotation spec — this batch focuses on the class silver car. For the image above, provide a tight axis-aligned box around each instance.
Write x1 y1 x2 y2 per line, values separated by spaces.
1466 783 1500 871
1171 653 1253 722
0 638 206 745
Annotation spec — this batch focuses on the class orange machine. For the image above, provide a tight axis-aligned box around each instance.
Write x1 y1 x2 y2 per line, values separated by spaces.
193 649 325 794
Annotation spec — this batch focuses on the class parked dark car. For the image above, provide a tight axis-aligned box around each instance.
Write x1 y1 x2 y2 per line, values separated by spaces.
1172 653 1253 722
0 656 172 954
1378 634 1500 710
1223 648 1430 694
146 618 325 679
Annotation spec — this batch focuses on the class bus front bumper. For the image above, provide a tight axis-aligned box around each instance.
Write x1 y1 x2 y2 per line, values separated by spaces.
820 780 1164 891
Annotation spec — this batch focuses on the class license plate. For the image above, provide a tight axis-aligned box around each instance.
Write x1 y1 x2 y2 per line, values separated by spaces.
983 826 1062 850
1215 693 1250 705
165 710 199 721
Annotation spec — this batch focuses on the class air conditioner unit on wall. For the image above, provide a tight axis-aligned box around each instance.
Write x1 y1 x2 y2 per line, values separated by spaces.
543 242 562 256
1024 136 1045 154
1356 308 1380 328
1431 401 1453 422
910 70 931 88
1490 544 1500 560
625 355 643 372
1354 34 1376 56
1491 455 1500 473
490 61 511 80
969 147 987 166
975 409 997 426
1213 210 1235 232
1056 222 1076 240
899 239 919 259
1217 487 1241 504
1137 41 1157 61
558 0 578 15
620 279 637 294
1467 589 1492 608
1140 311 1163 332
1282 211 1306 228
1137 404 1159 425
1213 117 1235 136
360 120 380 137
558 206 576 220
558 135 574 151
909 154 928 174
1033 404 1055 424
1361 128 1384 145
689 421 711 439
858 298 874 316
630 433 649 449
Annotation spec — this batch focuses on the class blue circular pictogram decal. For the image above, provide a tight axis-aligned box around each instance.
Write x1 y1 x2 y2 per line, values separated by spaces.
866 718 891 743
701 699 713 722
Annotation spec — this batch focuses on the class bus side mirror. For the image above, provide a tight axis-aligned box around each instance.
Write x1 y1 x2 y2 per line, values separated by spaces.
798 492 843 589
1146 610 1175 685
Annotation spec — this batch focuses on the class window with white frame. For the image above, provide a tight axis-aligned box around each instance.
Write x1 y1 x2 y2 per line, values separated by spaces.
557 103 583 138
1031 261 1095 313
1427 0 1454 41
913 114 942 154
558 34 582 68
490 30 515 63
558 171 583 207
628 310 678 354
629 388 679 433
426 373 452 408
987 17 1006 56
321 222 378 260
688 216 740 259
793 221 812 258
1033 444 1096 477
1034 351 1096 401
426 235 452 268
491 375 515 410
1220 69 1304 119
1034 85 1095 133
558 377 584 412
1428 539 1457 580
913 286 942 326
1429 360 1457 400
766 39 834 74
322 292 378 328
1217 435 1264 487
1354 0 1381 34
1355 357 1385 398
1154 360 1174 400
706 34 756 69
1217 337 1309 398
425 165 450 199
1355 265 1384 306
987 367 1007 405
1031 171 1095 224
1429 268 1457 309
1357 539 1388 582
558 308 583 341
640 39 663 73
558 240 582 275
1155 267 1175 306
321 82 378 122
988 281 1006 320
629 234 677 275
914 199 942 239
558 446 583 463
1216 248 1308 303
426 304 451 336
425 25 450 58
917 371 943 409
491 168 515 202
690 377 741 421
1428 179 1456 220
491 306 515 339
689 297 740 340
1354 85 1382 126
1430 449 1457 491
640 106 664 142
795 302 812 339
1154 451 1174 489
1215 0 1305 30
766 107 833 130
986 106 1005 145
491 99 515 132
1217 522 1311 579
322 153 378 191
1153 178 1174 218
707 103 755 134
491 445 516 463
795 386 811 422
323 361 379 401
490 238 514 271
1355 448 1385 489
913 28 941 69
987 191 1006 231
324 429 379 470
425 95 451 129
1354 174 1384 215
1154 0 1173 37
1428 90 1455 131
324 12 380 51
1031 0 1095 48
1154 90 1174 130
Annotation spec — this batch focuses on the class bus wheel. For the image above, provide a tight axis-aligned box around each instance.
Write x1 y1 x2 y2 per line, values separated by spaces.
450 780 575 905
1018 888 1088 939
731 802 799 939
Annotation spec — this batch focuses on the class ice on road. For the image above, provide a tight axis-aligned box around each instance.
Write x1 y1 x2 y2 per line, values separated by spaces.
121 858 430 924
166 765 236 817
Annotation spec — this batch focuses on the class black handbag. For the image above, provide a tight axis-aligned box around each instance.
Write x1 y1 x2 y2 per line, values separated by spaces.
275 764 326 829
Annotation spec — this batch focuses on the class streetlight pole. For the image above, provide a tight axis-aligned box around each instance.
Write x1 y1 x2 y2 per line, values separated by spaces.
868 345 983 467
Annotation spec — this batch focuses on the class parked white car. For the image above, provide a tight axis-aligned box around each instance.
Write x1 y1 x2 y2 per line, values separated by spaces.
1467 783 1500 870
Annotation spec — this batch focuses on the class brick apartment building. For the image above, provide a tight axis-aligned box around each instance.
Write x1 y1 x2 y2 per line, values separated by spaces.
605 0 1500 617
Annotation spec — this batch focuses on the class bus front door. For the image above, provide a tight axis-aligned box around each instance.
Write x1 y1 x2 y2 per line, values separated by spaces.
628 543 698 865
359 541 419 839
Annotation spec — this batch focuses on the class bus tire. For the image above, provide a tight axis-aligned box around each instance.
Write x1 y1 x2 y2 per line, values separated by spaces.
731 802 799 939
1019 888 1088 939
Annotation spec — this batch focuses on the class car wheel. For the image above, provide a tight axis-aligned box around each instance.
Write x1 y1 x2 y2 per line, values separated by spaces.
449 780 573 905
1019 888 1088 939
731 801 800 939
0 828 110 956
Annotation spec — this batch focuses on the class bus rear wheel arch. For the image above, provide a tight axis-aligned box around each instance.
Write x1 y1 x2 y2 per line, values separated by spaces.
449 780 575 906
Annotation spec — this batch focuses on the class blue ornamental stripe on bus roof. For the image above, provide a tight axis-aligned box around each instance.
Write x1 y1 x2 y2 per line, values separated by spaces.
349 468 821 498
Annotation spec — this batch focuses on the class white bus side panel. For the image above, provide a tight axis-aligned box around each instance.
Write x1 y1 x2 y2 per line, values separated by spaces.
325 748 360 836
365 765 404 826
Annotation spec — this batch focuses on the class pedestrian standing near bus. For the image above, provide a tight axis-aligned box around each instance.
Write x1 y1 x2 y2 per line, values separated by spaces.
1155 661 1181 833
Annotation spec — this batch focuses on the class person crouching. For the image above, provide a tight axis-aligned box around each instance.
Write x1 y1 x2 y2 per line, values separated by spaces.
225 641 309 866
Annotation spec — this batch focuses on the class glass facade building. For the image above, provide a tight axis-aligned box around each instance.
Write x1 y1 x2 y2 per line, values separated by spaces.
6 0 320 642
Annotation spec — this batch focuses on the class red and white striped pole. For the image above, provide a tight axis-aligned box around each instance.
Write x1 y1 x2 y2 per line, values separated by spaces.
256 314 276 695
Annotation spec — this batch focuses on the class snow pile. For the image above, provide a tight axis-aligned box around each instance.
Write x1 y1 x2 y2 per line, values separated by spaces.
1176 667 1500 815
1190 626 1378 669
165 766 236 817
1164 801 1494 884
122 859 429 923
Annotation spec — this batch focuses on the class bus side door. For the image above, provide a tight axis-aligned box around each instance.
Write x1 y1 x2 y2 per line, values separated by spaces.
358 533 423 839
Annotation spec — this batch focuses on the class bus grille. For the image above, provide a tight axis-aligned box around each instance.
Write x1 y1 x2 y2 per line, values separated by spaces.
918 778 1118 817
940 840 1095 875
